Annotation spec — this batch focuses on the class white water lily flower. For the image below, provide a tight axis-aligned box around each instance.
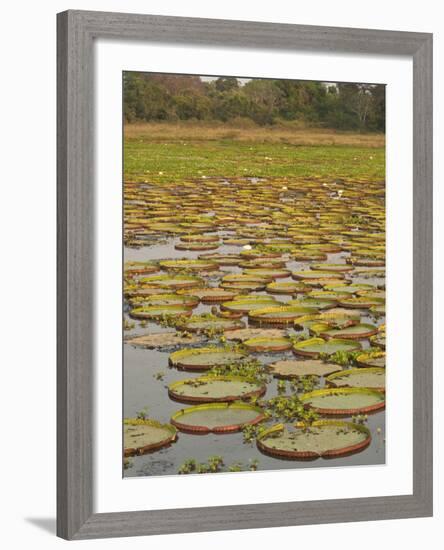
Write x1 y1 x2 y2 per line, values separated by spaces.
158 171 163 175
243 244 252 250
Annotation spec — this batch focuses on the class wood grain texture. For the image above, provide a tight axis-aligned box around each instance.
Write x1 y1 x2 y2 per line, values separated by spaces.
57 10 433 540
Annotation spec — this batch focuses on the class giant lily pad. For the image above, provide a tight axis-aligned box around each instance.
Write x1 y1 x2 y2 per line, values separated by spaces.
243 336 292 353
356 351 386 368
169 346 248 370
177 287 238 303
223 328 287 342
300 387 385 415
139 274 203 289
268 359 341 378
249 305 313 325
177 315 245 333
221 297 277 314
129 304 194 320
126 332 204 348
171 402 265 434
293 337 361 358
318 323 378 340
266 281 310 295
326 368 385 391
168 376 266 403
289 297 337 310
257 420 371 459
159 259 219 272
124 418 177 457
292 270 345 281
129 293 199 308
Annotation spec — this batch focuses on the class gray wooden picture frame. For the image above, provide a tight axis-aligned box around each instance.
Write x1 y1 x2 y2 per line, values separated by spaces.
57 9 433 540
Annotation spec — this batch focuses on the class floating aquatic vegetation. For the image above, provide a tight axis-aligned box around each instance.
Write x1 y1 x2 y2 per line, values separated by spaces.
168 375 266 403
126 332 204 349
299 387 385 415
169 346 248 370
268 359 342 378
171 402 265 434
293 337 361 358
326 367 385 391
257 420 371 459
124 418 177 457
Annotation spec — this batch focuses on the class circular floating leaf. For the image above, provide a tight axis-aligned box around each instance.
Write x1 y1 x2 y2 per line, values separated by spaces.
356 351 386 368
223 328 287 342
249 305 313 325
126 332 203 348
257 420 371 459
318 323 378 340
221 297 277 314
175 242 220 251
289 297 337 310
159 259 219 272
337 296 385 309
124 262 159 276
300 387 385 415
243 268 291 279
198 253 242 266
293 337 361 358
177 315 245 333
129 304 193 320
292 270 345 281
268 359 341 378
326 368 385 391
243 337 292 353
140 274 203 289
124 418 177 457
171 402 265 434
180 234 219 243
311 263 354 273
169 346 248 370
168 376 266 404
266 281 310 295
177 287 238 303
129 293 199 308
220 281 266 292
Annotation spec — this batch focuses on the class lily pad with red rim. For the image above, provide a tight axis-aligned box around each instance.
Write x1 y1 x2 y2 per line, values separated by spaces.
293 337 361 358
171 402 265 434
124 418 177 457
299 387 385 415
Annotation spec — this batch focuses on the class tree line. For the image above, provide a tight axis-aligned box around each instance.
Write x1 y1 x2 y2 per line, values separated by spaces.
123 73 385 132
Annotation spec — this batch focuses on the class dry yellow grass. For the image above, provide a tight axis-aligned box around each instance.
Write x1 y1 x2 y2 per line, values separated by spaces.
124 122 385 148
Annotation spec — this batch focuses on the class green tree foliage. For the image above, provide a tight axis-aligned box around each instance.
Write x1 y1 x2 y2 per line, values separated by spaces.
123 72 385 131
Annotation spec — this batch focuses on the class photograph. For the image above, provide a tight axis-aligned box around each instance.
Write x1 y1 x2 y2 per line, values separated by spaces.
122 71 386 477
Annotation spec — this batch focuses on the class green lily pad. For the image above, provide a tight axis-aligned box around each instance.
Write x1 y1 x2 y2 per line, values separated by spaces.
266 281 310 295
124 418 177 456
292 270 345 281
268 359 341 378
243 336 292 352
293 337 361 358
177 315 245 333
319 323 378 340
129 304 193 319
168 376 265 403
356 351 386 368
159 259 219 272
249 305 313 325
326 368 385 390
139 274 203 289
221 297 277 314
169 346 248 370
300 387 385 415
257 420 371 459
171 402 265 434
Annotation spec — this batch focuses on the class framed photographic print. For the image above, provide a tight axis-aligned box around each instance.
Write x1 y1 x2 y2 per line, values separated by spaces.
57 10 433 540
